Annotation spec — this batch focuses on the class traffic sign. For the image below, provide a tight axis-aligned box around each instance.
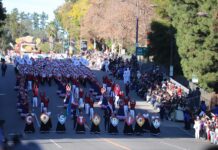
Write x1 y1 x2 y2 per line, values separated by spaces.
136 47 148 56
80 40 88 51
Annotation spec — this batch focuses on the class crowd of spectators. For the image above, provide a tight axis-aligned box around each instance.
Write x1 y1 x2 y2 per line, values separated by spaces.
105 54 206 126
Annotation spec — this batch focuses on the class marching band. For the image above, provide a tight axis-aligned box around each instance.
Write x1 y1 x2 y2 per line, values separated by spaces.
13 55 161 136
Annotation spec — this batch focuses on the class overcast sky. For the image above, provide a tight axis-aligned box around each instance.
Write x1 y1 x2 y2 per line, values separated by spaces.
2 0 65 21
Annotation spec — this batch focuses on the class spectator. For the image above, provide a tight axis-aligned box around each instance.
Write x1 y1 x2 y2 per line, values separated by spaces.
1 61 7 77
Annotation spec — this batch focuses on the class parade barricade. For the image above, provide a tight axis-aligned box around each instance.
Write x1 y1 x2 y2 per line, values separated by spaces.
169 77 190 94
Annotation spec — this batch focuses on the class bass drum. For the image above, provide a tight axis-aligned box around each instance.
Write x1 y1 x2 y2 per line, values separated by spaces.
110 116 119 127
92 114 101 126
26 115 33 125
40 113 49 124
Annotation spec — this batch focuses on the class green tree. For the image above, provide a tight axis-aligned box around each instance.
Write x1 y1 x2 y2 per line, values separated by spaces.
152 0 218 91
40 12 48 29
55 0 91 40
32 12 39 30
46 21 58 40
0 0 6 37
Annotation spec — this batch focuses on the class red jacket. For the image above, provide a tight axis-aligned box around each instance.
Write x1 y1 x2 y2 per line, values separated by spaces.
130 101 136 109
85 96 90 104
33 86 38 97
79 90 84 98
114 84 120 96
89 100 94 108
124 97 129 105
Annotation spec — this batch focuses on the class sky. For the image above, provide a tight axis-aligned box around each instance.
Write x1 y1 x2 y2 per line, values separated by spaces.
2 0 65 21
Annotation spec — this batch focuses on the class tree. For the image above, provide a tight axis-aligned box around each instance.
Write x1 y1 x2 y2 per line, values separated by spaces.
46 21 59 40
152 0 218 92
40 12 48 29
0 0 6 39
81 0 155 52
55 0 91 41
32 12 39 30
0 8 49 52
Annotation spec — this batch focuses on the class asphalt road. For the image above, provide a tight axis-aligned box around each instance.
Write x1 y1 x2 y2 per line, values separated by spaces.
0 64 213 150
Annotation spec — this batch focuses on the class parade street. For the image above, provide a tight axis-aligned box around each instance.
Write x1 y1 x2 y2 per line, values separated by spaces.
0 64 212 150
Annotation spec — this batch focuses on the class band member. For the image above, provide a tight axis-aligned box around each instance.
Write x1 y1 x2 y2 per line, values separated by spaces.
123 96 129 117
78 97 84 112
72 110 78 129
89 98 94 120
90 113 101 134
40 113 52 132
134 113 145 135
47 74 52 86
79 88 84 98
129 99 136 118
32 96 38 108
84 94 90 114
125 82 130 96
40 92 46 112
123 113 134 135
117 100 125 120
150 116 161 136
76 112 86 133
100 94 108 109
24 113 35 133
41 72 46 85
104 108 111 132
142 112 151 132
108 96 115 112
27 73 33 91
109 114 119 134
56 114 66 133
33 84 38 97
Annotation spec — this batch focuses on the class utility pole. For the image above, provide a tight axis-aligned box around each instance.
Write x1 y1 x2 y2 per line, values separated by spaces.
169 20 174 77
135 0 139 52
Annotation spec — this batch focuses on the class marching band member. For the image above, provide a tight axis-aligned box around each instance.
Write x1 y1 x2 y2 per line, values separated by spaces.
150 116 161 136
123 112 134 135
114 84 120 107
84 93 90 115
89 98 94 120
123 96 129 117
104 108 111 132
108 96 115 112
40 107 52 132
27 73 33 91
40 92 46 112
32 96 38 108
117 100 125 120
24 113 35 133
79 88 84 98
40 112 52 132
56 114 66 133
79 97 84 112
72 110 78 129
108 113 119 134
90 113 101 134
75 86 79 99
134 113 145 135
130 99 136 118
142 112 151 133
76 112 86 133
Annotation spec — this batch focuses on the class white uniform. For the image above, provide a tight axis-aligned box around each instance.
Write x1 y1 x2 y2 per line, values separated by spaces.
32 96 38 108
